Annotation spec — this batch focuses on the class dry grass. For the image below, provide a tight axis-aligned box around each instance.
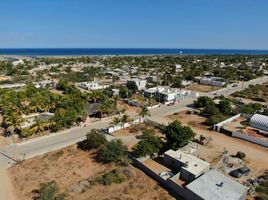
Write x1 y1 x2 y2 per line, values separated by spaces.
8 145 174 200
186 84 222 92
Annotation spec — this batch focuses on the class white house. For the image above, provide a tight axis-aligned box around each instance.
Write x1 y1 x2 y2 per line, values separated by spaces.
200 77 226 87
175 64 183 72
12 59 24 66
131 78 147 90
79 82 109 90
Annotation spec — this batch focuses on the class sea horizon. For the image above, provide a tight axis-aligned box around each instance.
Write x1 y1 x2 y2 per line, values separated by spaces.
1 48 268 56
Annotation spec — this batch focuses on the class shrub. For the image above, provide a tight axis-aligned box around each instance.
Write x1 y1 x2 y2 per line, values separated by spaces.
84 129 107 149
235 151 246 160
97 139 128 164
34 181 66 200
205 114 225 126
194 96 215 108
94 169 126 186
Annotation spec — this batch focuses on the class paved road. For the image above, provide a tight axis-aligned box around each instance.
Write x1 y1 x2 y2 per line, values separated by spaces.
1 76 267 169
209 76 268 97
0 98 195 169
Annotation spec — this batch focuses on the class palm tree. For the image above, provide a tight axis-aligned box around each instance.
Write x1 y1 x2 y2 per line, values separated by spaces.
110 116 121 126
3 110 23 134
30 119 55 135
139 106 151 119
121 114 133 128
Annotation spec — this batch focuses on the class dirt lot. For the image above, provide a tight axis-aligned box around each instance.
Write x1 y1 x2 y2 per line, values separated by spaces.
231 83 268 103
113 123 165 150
186 84 222 92
113 123 164 138
167 111 268 178
9 145 174 200
117 101 139 116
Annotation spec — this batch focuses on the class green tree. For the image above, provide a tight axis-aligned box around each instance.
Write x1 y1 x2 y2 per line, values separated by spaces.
119 86 132 99
138 106 151 118
203 104 221 116
194 96 215 108
217 99 233 115
98 139 128 164
126 81 138 93
83 129 107 150
132 129 162 158
164 120 196 149
205 114 225 126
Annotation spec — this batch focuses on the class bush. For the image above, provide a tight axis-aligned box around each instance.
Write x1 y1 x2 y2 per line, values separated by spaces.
34 181 66 200
94 169 126 186
235 151 246 160
97 139 128 164
194 96 215 108
82 129 107 150
205 114 225 126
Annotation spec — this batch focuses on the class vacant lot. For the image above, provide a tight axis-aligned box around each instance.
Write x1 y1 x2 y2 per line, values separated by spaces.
186 84 222 92
9 145 174 200
231 83 268 102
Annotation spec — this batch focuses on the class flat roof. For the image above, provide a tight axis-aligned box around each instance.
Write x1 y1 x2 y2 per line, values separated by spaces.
186 169 248 200
165 150 210 175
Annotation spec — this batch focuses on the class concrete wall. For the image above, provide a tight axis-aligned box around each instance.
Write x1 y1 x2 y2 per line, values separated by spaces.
130 155 191 200
213 113 242 132
232 132 268 148
108 118 144 134
144 118 164 129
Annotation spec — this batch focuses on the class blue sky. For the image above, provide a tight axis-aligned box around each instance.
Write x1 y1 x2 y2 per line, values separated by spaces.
1 0 268 49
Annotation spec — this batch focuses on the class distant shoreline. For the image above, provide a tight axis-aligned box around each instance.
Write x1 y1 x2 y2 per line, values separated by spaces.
1 48 268 57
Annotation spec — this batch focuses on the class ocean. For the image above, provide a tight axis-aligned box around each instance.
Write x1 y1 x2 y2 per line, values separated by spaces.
0 48 268 56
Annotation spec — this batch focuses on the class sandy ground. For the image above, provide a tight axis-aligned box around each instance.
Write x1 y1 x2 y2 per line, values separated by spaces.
113 123 165 150
0 170 16 200
186 84 222 92
166 111 268 177
8 145 174 200
117 101 139 116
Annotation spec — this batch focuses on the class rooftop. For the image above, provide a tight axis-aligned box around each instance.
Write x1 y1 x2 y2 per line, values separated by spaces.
164 149 210 175
186 169 248 200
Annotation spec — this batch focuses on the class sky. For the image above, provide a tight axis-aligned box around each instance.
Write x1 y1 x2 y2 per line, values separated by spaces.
0 0 268 49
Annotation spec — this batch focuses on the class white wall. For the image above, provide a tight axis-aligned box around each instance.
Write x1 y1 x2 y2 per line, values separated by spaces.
232 132 268 148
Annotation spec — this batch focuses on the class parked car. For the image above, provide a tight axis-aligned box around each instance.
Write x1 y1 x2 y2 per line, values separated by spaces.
229 166 250 178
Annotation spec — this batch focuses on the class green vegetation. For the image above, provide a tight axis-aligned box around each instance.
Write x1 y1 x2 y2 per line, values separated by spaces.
132 129 162 158
235 151 246 160
0 83 86 137
93 168 126 186
194 96 234 126
232 84 268 103
256 171 268 200
79 129 107 150
98 139 128 164
164 120 196 149
138 106 151 118
34 181 66 200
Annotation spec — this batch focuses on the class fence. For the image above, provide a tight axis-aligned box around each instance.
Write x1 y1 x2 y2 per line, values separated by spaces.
107 118 145 134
